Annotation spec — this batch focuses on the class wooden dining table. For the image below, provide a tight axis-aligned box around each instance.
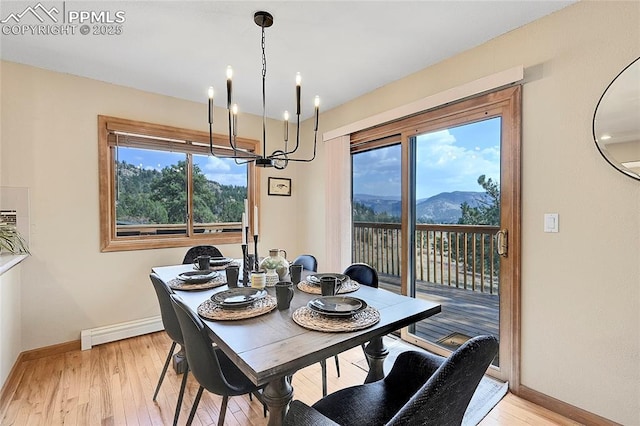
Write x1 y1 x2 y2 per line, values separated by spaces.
152 263 441 426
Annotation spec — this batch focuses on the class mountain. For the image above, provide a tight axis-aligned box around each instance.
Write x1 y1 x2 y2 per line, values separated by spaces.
354 191 488 224
416 191 488 223
353 194 402 217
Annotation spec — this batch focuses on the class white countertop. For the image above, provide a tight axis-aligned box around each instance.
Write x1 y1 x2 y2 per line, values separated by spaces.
0 254 28 275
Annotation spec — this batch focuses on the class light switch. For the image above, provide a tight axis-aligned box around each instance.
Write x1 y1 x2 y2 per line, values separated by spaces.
544 213 559 233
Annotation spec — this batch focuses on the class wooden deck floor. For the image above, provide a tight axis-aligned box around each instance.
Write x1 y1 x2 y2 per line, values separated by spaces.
378 273 499 350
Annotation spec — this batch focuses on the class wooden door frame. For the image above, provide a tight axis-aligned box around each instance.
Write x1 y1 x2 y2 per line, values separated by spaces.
396 86 521 386
401 85 522 390
350 85 521 387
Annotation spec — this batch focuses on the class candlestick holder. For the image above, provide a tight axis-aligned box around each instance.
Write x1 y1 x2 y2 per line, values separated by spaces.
241 244 249 286
253 234 259 270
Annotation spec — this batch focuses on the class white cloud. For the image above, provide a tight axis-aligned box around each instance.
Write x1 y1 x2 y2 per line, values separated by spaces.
352 144 401 196
415 129 500 198
352 118 502 199
202 156 232 172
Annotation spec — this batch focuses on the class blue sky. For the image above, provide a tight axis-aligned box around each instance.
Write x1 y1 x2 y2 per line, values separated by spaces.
352 117 501 199
119 117 500 196
117 148 248 187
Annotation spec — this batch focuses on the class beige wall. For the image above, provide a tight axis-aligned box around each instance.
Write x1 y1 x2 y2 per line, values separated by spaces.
1 1 638 424
0 60 308 349
308 2 638 424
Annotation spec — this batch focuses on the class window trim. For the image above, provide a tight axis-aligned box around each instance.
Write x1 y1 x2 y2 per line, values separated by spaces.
98 115 259 252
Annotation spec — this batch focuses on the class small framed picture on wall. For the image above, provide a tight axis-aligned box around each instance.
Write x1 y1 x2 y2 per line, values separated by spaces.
268 177 292 196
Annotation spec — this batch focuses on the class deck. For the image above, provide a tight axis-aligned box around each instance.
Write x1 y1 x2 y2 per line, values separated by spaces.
377 273 499 351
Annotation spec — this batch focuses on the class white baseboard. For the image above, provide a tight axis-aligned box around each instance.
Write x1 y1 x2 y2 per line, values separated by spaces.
80 315 163 350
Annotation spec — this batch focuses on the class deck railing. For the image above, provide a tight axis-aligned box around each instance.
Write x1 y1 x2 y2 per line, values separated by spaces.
116 221 241 236
352 221 500 294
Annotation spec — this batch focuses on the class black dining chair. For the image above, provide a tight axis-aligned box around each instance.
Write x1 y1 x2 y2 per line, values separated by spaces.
284 335 499 426
169 294 266 426
182 245 224 264
319 348 340 396
344 262 379 288
344 262 379 357
320 263 379 396
149 273 189 426
293 254 339 396
291 254 318 272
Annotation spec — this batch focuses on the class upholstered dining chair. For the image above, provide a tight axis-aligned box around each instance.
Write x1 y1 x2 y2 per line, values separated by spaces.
293 254 340 396
182 245 224 264
291 254 318 272
344 262 379 353
344 262 379 288
320 263 379 396
169 294 266 426
284 335 499 426
149 273 189 426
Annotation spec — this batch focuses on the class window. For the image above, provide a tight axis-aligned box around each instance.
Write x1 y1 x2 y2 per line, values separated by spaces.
351 141 402 295
98 116 258 252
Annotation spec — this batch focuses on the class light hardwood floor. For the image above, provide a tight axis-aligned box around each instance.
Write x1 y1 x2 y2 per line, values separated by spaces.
0 332 580 425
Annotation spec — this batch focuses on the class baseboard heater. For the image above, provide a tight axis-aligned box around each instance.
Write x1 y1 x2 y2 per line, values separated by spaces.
80 315 163 350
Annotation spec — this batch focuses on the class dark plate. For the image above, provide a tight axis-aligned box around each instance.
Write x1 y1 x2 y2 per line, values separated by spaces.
309 296 363 312
212 288 267 308
307 297 367 317
306 273 350 286
210 256 234 266
177 270 218 284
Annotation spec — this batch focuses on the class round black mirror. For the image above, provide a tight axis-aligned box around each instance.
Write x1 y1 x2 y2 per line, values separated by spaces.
593 57 640 180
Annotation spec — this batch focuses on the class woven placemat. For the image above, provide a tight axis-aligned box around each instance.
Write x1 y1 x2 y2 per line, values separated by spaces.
168 274 227 291
297 280 360 295
292 306 380 332
197 295 277 321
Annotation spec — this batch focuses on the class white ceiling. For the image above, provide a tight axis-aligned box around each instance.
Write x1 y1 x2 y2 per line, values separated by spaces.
0 1 576 120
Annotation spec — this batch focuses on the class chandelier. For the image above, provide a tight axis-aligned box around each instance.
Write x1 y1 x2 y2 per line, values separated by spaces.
207 11 320 170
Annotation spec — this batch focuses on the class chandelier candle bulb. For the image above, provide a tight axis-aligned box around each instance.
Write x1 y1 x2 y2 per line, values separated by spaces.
254 205 258 236
208 87 214 124
284 111 289 142
232 104 238 136
314 96 320 131
226 66 233 109
296 72 301 115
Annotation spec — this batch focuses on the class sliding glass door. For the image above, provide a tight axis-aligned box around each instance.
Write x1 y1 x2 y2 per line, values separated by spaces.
351 141 402 296
407 118 502 366
350 87 521 383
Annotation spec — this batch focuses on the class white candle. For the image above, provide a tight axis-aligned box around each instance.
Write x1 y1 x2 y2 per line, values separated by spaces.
241 213 247 244
207 87 214 124
244 199 249 218
226 66 233 109
254 205 258 236
283 110 289 142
